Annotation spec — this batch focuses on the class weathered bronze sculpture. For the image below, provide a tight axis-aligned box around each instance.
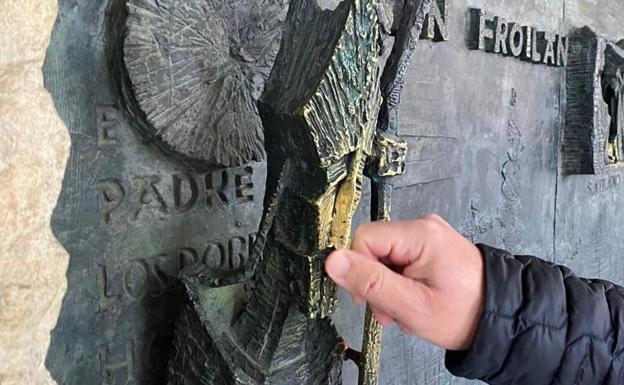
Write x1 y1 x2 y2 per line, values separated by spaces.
159 1 431 384
564 27 624 174
46 0 624 384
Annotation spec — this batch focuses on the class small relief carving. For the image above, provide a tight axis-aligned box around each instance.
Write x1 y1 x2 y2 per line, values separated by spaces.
563 27 624 174
367 133 408 177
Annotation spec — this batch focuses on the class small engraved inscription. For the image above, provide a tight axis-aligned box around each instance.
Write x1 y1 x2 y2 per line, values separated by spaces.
134 176 168 220
420 0 449 42
98 233 257 305
493 16 509 55
98 332 171 385
205 170 229 208
172 174 199 214
234 166 254 204
469 8 567 67
98 265 122 312
99 341 135 385
98 166 258 223
587 175 621 196
98 179 125 224
96 105 121 148
507 24 524 57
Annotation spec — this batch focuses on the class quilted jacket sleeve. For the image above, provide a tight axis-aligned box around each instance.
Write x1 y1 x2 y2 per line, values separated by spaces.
445 244 624 385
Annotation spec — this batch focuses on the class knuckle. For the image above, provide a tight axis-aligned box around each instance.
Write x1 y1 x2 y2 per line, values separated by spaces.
362 268 384 299
410 285 433 315
423 214 443 224
351 294 366 305
417 216 443 236
353 223 373 242
352 223 380 254
423 215 448 230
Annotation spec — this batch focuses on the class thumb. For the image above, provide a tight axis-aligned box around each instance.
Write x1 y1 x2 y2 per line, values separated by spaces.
325 249 428 324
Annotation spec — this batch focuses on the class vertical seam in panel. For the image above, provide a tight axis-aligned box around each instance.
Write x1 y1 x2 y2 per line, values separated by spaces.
553 0 567 264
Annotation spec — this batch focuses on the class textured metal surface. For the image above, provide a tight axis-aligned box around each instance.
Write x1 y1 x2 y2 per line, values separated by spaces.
44 1 266 384
563 27 624 174
169 0 386 383
122 0 288 167
43 0 624 384
359 307 383 385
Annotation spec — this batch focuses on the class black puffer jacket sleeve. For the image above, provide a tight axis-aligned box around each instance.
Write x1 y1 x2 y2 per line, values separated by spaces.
445 244 624 385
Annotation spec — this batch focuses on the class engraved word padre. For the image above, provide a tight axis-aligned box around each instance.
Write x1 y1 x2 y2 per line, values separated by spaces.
470 8 568 67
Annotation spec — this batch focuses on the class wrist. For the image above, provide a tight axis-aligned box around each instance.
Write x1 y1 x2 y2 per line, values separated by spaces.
458 244 486 350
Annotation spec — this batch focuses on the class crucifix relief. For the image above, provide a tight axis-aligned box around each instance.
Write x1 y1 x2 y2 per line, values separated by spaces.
118 0 433 383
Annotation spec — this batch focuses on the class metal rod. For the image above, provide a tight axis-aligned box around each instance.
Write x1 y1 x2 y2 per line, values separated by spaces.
359 306 383 385
358 177 392 385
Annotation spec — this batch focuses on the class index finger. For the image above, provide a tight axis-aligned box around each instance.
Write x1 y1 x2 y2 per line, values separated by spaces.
351 220 431 268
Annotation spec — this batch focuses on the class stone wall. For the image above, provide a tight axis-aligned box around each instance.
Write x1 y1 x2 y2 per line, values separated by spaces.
0 1 69 384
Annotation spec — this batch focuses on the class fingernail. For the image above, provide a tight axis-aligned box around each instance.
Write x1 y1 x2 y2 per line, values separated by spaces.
326 252 351 279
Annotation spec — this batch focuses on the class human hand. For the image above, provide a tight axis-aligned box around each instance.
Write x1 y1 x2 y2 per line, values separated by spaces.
325 215 485 351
